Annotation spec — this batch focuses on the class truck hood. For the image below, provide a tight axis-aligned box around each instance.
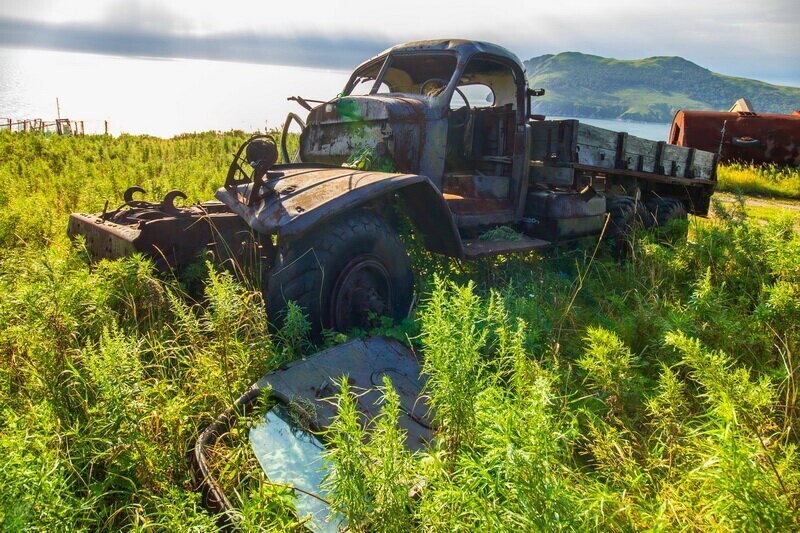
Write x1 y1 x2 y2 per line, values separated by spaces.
215 164 445 241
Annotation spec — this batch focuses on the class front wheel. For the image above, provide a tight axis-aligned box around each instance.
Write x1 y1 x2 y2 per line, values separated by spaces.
266 210 414 337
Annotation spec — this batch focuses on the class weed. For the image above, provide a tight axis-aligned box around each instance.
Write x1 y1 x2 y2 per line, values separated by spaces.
1 131 799 529
718 163 800 200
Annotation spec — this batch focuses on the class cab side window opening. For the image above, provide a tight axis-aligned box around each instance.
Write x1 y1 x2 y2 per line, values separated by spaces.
451 83 495 109
445 57 518 176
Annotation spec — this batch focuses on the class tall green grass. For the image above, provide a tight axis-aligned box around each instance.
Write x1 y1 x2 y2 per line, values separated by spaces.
0 131 798 530
324 200 800 530
717 163 800 199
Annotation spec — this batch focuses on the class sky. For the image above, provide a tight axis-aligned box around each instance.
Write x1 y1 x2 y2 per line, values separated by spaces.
0 0 798 86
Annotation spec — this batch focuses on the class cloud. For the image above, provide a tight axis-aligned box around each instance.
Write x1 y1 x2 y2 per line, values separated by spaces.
0 2 797 86
0 17 391 69
98 0 193 34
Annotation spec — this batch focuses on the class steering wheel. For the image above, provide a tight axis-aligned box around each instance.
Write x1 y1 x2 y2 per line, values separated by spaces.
449 87 472 129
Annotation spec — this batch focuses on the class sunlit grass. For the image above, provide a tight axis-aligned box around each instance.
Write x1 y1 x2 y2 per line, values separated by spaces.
0 131 798 530
717 162 800 199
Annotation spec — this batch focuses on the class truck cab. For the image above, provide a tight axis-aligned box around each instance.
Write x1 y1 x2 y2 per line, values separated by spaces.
298 39 532 229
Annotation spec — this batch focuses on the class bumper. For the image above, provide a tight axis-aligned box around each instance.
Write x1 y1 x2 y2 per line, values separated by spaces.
68 202 257 270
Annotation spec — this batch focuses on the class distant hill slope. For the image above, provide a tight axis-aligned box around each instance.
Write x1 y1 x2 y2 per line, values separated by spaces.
524 52 800 123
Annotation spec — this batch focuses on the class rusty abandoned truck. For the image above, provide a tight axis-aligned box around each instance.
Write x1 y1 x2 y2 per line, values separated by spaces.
68 39 718 334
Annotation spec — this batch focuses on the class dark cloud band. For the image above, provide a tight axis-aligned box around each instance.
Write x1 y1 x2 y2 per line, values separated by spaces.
0 17 391 70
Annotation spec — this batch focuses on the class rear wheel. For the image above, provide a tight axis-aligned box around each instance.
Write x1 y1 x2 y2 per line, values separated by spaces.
646 196 688 242
606 196 635 238
605 195 641 260
646 196 687 228
266 210 414 337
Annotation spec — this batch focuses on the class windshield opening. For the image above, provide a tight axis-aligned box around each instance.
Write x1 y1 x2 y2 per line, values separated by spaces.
346 52 458 96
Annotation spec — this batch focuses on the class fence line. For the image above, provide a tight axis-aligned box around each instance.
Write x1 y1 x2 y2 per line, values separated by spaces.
0 118 109 135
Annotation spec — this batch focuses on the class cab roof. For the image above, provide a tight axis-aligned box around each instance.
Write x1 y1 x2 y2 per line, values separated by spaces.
360 39 525 74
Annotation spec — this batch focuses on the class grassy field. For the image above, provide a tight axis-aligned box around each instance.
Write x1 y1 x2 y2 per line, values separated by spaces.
0 130 798 530
717 163 800 200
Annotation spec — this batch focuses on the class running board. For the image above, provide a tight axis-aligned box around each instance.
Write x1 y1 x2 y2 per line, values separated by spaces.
462 236 551 259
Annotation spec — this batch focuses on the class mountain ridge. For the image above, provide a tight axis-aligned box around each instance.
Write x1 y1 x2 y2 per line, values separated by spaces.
524 52 800 123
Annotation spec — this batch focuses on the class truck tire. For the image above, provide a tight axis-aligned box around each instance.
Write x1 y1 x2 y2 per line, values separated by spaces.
605 195 638 259
266 210 414 337
605 196 635 237
646 196 687 228
646 196 688 242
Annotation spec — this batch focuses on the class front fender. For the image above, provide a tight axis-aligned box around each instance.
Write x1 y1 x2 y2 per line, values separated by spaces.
215 164 463 257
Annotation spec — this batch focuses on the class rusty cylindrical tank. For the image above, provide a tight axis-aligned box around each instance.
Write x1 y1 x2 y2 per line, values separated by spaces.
669 110 800 165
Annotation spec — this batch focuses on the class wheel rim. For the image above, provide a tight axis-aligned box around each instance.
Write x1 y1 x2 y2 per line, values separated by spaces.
330 255 393 331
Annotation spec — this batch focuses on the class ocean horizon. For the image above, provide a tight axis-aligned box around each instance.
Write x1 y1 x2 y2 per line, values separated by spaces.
1 46 669 141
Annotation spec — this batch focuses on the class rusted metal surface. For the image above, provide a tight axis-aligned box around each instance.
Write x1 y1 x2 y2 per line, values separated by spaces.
355 39 526 80
215 164 463 256
339 40 528 194
189 336 431 526
67 192 256 270
442 173 511 199
301 95 427 174
670 110 800 165
461 236 551 258
257 336 430 447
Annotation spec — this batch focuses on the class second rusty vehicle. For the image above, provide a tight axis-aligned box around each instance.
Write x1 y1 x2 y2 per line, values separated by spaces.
69 39 718 335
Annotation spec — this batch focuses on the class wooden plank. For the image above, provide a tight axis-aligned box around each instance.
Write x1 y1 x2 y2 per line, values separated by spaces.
572 163 715 186
576 123 619 150
530 120 716 184
575 123 618 169
625 136 658 173
654 141 665 174
692 150 715 180
661 144 690 177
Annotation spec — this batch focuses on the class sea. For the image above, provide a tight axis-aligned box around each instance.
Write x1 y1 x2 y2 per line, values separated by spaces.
0 46 670 140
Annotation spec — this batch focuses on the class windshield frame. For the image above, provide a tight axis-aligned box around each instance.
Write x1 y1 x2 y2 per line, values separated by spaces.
189 336 433 529
343 50 460 99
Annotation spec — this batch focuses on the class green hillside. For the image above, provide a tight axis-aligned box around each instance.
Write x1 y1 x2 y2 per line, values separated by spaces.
525 52 800 122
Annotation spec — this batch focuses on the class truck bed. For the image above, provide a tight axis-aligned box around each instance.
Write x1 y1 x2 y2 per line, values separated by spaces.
529 119 717 187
